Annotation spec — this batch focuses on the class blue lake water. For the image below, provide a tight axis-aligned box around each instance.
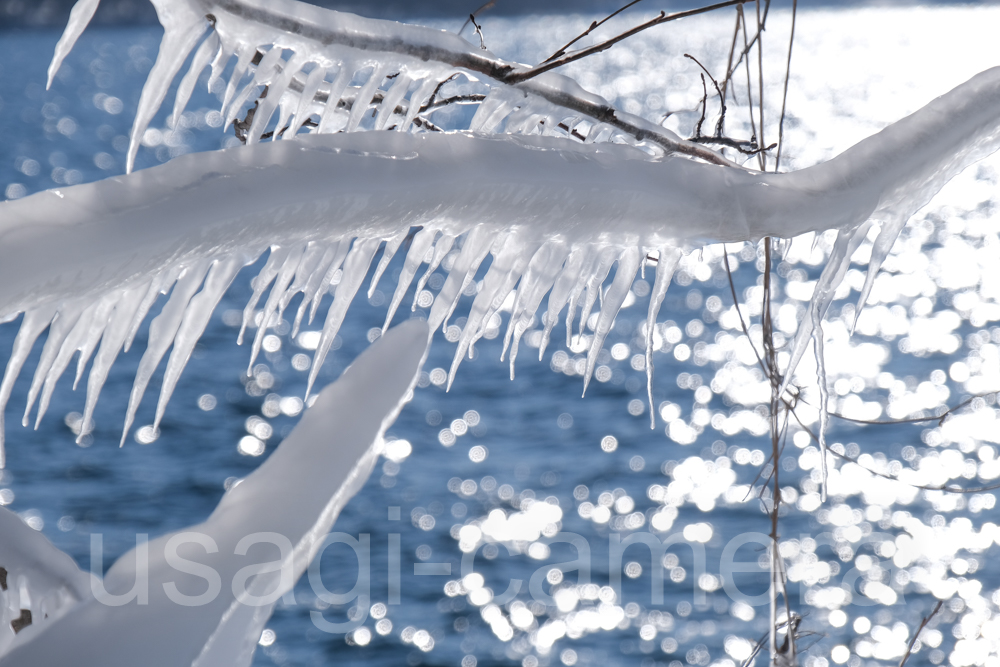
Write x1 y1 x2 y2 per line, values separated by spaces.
2 7 1000 667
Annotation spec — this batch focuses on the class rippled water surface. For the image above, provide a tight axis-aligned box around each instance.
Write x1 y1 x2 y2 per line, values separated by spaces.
2 5 1000 667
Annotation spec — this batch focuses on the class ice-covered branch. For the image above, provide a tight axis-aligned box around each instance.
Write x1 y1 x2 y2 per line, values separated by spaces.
0 319 427 666
3 0 1000 466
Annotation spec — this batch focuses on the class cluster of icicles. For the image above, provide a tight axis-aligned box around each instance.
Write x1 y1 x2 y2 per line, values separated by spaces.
3 0 1000 471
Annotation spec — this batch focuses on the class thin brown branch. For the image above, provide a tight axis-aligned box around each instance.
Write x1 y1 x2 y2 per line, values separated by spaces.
505 0 748 85
775 0 797 171
541 0 647 64
898 601 944 667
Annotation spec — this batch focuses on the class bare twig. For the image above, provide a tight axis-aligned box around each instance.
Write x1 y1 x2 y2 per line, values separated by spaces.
458 1 496 36
899 601 945 667
540 0 647 64
774 0 797 171
505 0 748 85
469 14 488 50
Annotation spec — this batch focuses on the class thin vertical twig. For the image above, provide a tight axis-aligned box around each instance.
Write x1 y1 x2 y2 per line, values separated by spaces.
754 0 767 171
738 6 759 157
898 601 945 667
774 0 797 171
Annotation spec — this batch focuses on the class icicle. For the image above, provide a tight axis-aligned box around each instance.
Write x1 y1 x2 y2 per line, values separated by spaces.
248 244 306 372
577 246 618 338
154 258 243 431
46 0 100 89
126 12 208 172
221 43 258 122
121 261 211 445
225 46 283 133
79 283 149 442
71 292 121 392
502 240 570 377
374 72 412 131
384 227 437 331
645 247 682 428
347 65 388 133
812 305 830 502
35 292 118 430
318 65 353 134
286 65 327 138
412 233 455 309
280 242 325 314
427 225 494 333
470 237 541 355
306 238 381 399
539 245 589 358
853 215 906 331
248 52 307 145
238 246 290 345
369 229 409 298
564 247 602 348
448 232 535 387
469 90 514 133
124 267 181 352
401 76 443 132
308 240 352 325
781 221 874 395
205 38 229 94
0 304 58 466
582 247 640 395
22 301 88 427
293 244 339 337
170 32 219 129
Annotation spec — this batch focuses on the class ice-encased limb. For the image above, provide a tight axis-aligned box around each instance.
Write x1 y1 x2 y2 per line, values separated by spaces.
412 233 455 310
347 65 388 133
46 0 100 90
121 261 211 446
427 225 493 334
125 5 208 172
154 257 244 431
0 504 92 658
374 72 412 131
79 283 150 442
0 320 428 667
369 229 409 299
384 227 436 331
21 301 87 428
34 292 120 430
538 245 588 359
448 231 535 388
502 240 570 377
645 247 682 428
306 238 380 399
0 305 58 467
249 244 306 372
583 247 640 395
239 246 290 346
170 32 220 129
781 222 874 395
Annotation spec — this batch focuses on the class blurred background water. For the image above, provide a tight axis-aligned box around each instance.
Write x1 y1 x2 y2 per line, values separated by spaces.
2 3 1000 667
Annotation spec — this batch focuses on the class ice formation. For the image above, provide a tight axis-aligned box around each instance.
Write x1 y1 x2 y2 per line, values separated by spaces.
2 0 1000 468
0 318 428 666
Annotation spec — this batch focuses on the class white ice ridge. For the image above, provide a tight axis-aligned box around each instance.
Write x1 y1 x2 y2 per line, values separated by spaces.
0 319 428 666
2 0 1000 465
